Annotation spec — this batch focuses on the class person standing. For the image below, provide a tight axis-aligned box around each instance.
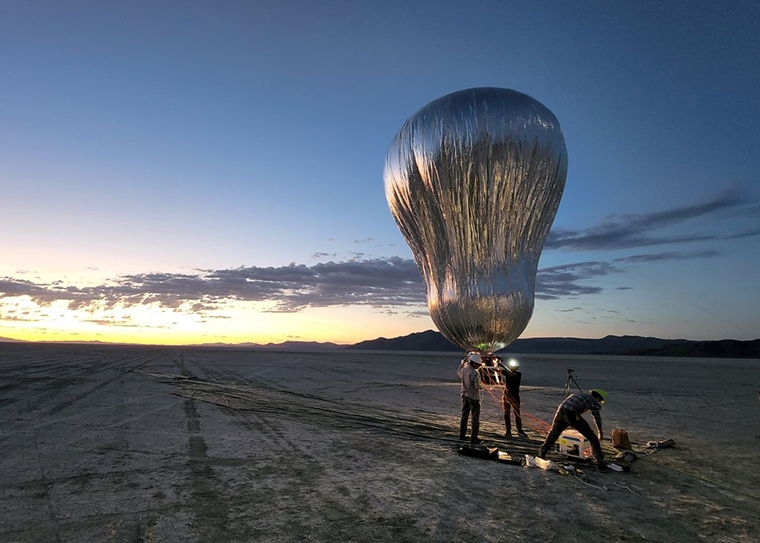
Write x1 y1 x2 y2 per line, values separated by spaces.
538 389 608 467
458 353 485 444
502 359 527 437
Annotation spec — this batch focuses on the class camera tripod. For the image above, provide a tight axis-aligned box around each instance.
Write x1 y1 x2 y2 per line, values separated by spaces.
562 368 584 397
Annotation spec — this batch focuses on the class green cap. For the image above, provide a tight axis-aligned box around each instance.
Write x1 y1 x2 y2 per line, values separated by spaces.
590 389 607 403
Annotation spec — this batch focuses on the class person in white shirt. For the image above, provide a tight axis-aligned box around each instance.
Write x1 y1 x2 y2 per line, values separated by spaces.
458 353 485 444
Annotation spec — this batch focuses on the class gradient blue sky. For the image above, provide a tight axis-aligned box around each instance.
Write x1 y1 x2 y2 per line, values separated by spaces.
1 1 758 344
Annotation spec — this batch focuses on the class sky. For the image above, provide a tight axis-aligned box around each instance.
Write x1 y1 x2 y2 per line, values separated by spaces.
1 1 758 345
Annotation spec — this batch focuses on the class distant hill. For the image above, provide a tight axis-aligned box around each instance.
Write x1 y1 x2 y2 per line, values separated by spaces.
259 340 342 350
351 330 457 352
2 333 757 358
0 337 341 350
349 330 760 359
192 340 342 351
0 336 26 343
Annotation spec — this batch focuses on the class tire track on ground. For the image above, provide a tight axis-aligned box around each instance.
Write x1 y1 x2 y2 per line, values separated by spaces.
208 378 368 538
44 352 160 417
182 398 232 543
167 350 238 541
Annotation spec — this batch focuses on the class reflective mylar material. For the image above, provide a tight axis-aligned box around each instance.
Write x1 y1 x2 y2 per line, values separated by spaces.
384 88 567 354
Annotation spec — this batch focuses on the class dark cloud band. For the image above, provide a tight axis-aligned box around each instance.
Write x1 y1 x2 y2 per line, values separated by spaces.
0 257 425 314
0 251 726 315
546 191 758 251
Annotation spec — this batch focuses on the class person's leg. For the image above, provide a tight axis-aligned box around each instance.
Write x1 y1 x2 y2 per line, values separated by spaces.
502 395 512 434
570 414 604 463
459 396 470 439
471 400 481 442
513 395 524 433
539 410 570 458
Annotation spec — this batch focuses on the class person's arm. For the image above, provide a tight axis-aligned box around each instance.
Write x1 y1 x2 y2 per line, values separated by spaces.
592 405 603 439
457 357 468 377
474 367 484 390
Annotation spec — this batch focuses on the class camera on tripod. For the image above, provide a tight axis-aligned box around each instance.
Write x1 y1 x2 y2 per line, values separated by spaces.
562 368 582 397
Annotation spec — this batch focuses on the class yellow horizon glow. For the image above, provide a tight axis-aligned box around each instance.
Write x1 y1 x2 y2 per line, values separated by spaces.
0 290 611 347
0 296 433 346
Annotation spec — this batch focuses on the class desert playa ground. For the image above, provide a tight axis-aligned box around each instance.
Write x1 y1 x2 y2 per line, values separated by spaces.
0 343 758 542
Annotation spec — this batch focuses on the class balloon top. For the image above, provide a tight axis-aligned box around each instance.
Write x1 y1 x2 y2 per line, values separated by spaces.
399 87 564 151
384 87 568 354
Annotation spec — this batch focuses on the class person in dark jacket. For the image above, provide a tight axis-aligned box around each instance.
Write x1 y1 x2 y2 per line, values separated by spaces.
538 389 607 466
501 359 527 437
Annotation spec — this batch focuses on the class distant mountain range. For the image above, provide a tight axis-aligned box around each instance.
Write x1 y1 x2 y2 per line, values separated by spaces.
0 336 341 351
189 340 342 351
351 330 760 359
2 332 758 358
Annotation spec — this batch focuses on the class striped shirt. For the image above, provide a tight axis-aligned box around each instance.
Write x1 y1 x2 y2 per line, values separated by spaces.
557 393 603 433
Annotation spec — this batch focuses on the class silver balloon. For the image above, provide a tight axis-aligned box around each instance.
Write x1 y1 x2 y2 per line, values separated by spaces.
384 88 567 354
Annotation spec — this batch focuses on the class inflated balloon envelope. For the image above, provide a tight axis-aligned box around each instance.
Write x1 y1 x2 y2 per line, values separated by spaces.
384 88 567 355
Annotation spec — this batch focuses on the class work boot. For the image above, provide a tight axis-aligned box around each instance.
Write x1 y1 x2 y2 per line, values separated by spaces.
471 438 482 445
596 462 609 472
504 430 512 438
459 435 467 441
517 429 528 438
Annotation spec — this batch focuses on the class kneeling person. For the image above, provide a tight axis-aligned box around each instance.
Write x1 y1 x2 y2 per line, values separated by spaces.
538 389 607 466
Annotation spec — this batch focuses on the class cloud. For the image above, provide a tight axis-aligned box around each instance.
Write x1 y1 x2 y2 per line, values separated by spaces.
211 257 426 312
83 318 139 327
613 250 719 264
535 261 617 300
82 317 169 329
189 302 219 313
546 191 759 251
556 307 584 313
0 314 43 322
0 245 722 317
405 309 431 318
0 257 426 314
533 251 713 301
0 254 662 314
722 229 760 240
